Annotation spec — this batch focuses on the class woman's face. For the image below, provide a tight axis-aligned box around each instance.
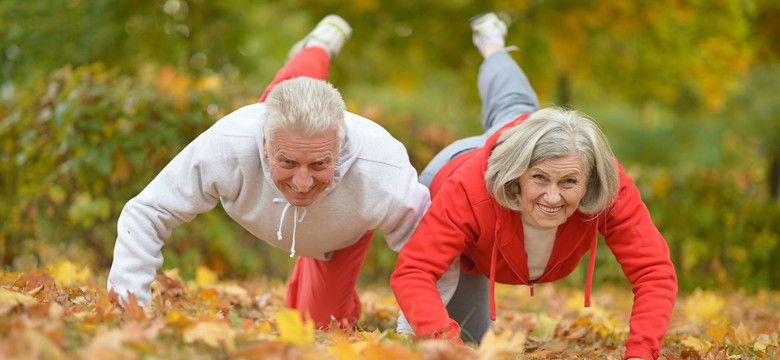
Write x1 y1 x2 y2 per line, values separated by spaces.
517 154 588 229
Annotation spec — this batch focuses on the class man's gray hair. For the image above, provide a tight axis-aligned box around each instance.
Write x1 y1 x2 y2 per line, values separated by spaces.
485 107 619 214
264 77 346 143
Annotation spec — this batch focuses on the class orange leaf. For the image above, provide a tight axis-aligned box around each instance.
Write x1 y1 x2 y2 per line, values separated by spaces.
706 322 728 343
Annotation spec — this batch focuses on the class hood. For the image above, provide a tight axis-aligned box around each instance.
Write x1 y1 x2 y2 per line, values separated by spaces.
257 111 363 257
477 114 597 321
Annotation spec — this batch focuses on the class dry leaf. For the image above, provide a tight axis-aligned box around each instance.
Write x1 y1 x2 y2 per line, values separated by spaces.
183 321 236 352
195 265 218 287
681 335 712 352
706 322 729 343
479 329 526 360
529 313 558 341
730 323 754 346
0 287 38 306
682 289 725 323
275 308 315 347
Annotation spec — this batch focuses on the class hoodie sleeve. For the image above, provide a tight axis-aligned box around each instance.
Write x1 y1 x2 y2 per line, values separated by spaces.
601 165 678 360
107 128 239 305
390 180 477 340
377 160 431 253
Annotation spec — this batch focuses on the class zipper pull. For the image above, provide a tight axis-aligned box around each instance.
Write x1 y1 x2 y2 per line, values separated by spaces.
529 283 535 296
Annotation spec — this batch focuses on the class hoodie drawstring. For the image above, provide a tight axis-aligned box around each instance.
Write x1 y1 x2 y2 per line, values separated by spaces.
274 198 307 258
584 233 597 307
489 240 498 321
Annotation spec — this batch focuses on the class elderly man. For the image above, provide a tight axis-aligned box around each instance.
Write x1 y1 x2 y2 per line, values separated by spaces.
108 15 430 328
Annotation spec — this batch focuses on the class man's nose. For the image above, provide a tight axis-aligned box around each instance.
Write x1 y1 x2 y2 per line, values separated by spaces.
292 167 313 191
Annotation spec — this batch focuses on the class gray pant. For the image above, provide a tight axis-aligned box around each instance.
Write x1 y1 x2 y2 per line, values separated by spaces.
422 51 539 342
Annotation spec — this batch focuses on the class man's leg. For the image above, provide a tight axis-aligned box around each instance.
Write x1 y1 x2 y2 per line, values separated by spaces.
259 47 331 102
259 14 351 102
286 230 374 328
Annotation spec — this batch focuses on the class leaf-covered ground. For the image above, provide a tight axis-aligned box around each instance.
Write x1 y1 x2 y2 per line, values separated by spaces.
1 262 779 359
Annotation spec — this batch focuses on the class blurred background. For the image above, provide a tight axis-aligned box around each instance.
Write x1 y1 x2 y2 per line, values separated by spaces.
1 0 778 293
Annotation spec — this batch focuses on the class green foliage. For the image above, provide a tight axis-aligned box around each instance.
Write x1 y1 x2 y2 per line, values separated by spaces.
0 62 273 276
1 1 779 292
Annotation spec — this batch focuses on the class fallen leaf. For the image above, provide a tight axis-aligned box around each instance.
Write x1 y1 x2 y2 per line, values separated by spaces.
195 265 218 287
479 328 526 360
707 322 729 343
0 287 38 305
275 308 315 347
682 289 725 323
529 313 558 341
48 261 92 287
183 321 236 352
681 335 712 352
730 323 754 346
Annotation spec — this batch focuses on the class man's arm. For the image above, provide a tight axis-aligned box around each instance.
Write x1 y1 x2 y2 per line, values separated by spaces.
107 129 233 305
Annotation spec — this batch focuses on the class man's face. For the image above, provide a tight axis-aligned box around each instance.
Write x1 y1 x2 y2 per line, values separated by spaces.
264 128 340 207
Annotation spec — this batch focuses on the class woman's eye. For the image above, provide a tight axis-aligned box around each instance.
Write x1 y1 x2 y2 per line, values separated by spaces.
532 174 545 181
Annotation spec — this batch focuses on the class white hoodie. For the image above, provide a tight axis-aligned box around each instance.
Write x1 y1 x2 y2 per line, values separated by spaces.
107 103 430 304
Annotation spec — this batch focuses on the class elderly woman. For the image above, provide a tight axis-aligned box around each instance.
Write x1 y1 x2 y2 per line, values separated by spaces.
390 12 677 360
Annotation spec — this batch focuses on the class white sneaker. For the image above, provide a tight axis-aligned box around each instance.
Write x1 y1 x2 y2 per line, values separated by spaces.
288 15 352 60
470 12 508 57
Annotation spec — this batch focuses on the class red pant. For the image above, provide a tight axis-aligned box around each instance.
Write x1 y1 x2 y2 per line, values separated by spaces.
286 230 374 328
259 47 331 102
260 47 372 328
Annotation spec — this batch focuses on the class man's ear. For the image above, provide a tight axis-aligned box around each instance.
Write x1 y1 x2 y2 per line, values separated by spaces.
262 138 268 158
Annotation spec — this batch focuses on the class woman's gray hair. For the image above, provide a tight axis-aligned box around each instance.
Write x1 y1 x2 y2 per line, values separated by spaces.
485 107 619 214
264 77 346 144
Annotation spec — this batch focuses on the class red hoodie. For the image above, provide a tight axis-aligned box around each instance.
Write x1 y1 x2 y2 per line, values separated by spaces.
391 115 677 360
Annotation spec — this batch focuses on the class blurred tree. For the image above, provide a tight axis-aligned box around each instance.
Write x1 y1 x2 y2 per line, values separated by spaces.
1 0 778 289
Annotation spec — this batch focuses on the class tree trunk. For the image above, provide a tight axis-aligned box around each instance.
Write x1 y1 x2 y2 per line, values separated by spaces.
769 152 780 200
557 74 571 106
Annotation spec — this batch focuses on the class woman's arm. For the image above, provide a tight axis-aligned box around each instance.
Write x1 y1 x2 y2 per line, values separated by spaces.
390 182 477 340
602 164 678 360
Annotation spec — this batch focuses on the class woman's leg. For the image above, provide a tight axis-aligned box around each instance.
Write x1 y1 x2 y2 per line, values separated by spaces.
445 271 491 343
478 51 540 136
417 13 540 343
286 230 374 328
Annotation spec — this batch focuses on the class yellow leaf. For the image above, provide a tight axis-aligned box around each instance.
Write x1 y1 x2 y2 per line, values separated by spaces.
195 265 218 287
0 288 37 305
529 313 558 341
731 323 754 346
327 332 360 360
353 329 382 341
183 321 236 352
479 328 526 360
681 335 712 352
275 308 314 347
48 260 92 287
753 334 775 352
681 289 725 323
